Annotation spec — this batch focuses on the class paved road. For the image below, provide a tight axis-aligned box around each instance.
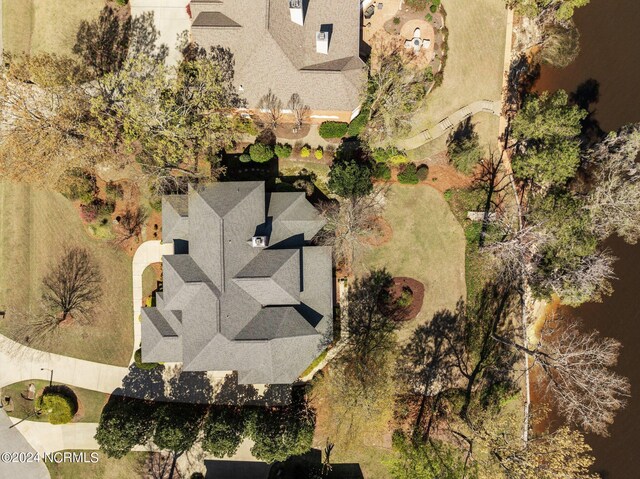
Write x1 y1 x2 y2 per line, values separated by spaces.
396 99 502 151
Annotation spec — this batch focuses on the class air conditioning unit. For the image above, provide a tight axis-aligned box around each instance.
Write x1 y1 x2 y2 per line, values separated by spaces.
251 236 269 248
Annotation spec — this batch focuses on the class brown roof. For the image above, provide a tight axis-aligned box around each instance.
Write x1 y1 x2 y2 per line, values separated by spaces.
192 12 241 28
190 0 365 113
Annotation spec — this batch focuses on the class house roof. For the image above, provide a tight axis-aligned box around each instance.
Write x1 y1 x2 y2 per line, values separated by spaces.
189 0 365 112
141 182 332 384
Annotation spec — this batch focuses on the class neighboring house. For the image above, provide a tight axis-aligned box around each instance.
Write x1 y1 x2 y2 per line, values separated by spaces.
141 181 333 385
189 0 366 123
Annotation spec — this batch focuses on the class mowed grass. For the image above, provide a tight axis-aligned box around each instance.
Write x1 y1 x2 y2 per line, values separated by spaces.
46 451 149 479
360 184 466 340
0 182 133 366
1 379 109 423
2 0 104 55
407 0 507 139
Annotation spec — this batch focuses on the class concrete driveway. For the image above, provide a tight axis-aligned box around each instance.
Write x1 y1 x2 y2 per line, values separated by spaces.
131 0 191 66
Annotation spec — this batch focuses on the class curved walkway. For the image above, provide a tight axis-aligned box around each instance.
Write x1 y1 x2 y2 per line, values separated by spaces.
0 335 129 393
396 99 502 151
131 240 172 363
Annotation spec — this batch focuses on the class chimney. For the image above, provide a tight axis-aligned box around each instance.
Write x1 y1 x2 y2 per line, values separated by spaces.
316 31 329 54
289 0 303 26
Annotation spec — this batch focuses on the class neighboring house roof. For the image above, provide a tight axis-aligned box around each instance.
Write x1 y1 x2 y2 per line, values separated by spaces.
141 182 333 385
189 0 366 112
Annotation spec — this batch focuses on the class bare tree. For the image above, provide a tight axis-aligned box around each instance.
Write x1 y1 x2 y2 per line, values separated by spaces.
586 123 640 244
534 319 630 436
287 93 310 131
316 185 388 273
42 247 103 323
20 247 103 345
496 317 630 437
534 249 617 306
258 89 283 129
116 207 148 244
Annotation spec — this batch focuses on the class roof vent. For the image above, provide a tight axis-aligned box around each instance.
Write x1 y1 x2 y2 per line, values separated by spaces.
250 236 269 248
289 0 304 26
316 31 329 55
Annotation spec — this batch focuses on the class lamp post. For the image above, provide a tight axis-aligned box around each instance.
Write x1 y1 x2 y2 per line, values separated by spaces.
41 368 53 387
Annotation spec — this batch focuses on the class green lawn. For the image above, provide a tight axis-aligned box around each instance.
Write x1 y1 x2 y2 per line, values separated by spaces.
360 184 466 340
0 182 133 366
46 450 149 479
2 0 104 55
1 380 109 423
405 0 507 150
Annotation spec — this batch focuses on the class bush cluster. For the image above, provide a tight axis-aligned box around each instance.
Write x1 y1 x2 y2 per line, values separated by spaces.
372 147 408 165
274 143 292 159
417 164 429 181
397 163 420 184
249 143 274 163
318 121 348 139
37 389 77 425
106 182 124 201
346 108 369 138
373 163 392 181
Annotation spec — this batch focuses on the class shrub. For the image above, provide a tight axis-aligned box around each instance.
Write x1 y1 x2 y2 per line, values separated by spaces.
397 163 419 184
373 163 391 181
430 4 438 12
448 136 483 175
372 147 408 164
300 146 311 158
134 348 160 370
397 286 414 307
37 390 77 424
393 16 401 24
239 153 251 163
98 199 116 216
328 159 373 198
432 0 441 6
80 203 98 223
318 121 348 139
115 0 128 5
274 143 292 159
59 169 95 203
405 0 430 10
314 147 324 160
105 182 124 201
417 164 429 181
249 143 274 163
347 108 369 137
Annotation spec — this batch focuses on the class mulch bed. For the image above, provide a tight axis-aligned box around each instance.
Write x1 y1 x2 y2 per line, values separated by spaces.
362 216 393 246
274 123 311 140
388 277 425 321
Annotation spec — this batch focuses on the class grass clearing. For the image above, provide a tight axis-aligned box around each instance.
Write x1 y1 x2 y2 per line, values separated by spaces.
406 0 506 145
46 451 149 479
359 184 466 340
1 379 109 423
444 187 494 299
0 182 133 366
2 0 104 56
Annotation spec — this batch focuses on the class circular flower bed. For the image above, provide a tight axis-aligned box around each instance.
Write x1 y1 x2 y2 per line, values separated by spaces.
387 277 425 321
37 387 78 424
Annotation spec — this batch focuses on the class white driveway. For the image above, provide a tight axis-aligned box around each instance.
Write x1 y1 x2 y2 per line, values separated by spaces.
0 335 129 393
131 0 192 66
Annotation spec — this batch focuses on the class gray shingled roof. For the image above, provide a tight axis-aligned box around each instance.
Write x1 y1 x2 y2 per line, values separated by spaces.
189 0 365 112
141 182 333 384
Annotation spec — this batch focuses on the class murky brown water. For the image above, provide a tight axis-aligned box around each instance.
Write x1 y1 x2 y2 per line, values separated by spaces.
536 1 640 477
